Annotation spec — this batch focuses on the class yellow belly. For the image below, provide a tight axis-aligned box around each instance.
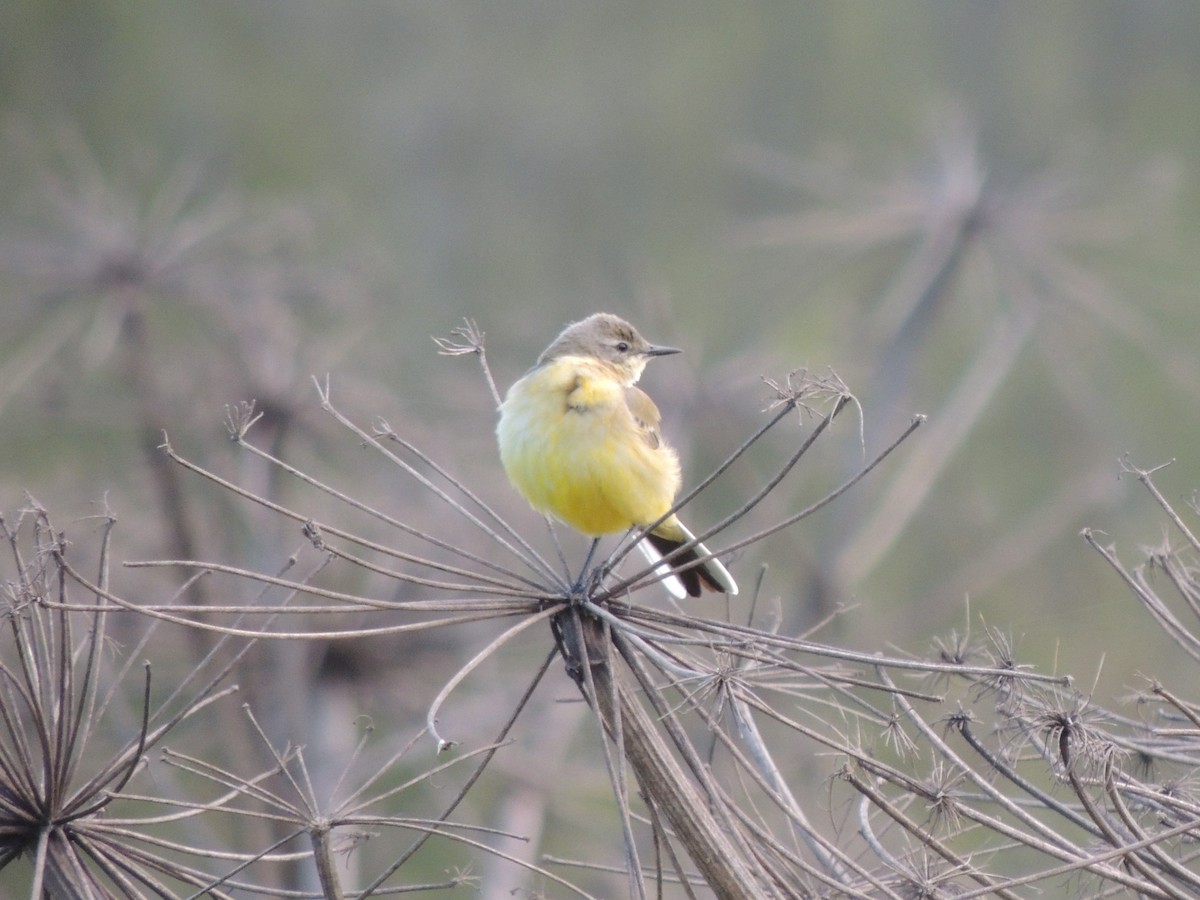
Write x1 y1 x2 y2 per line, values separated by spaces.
497 362 681 536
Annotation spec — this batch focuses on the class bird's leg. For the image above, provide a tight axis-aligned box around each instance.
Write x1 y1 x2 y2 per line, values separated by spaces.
572 537 602 595
586 530 640 596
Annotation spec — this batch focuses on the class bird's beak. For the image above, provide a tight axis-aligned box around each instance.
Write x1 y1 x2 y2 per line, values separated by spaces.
646 343 682 358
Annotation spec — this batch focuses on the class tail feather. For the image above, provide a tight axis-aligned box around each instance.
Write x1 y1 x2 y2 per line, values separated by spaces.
640 522 738 598
636 539 689 600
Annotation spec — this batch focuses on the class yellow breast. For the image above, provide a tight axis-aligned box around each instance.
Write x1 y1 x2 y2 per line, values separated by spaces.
496 357 681 536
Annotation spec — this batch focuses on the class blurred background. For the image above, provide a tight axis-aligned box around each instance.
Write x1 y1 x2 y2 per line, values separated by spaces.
2 1 1199 893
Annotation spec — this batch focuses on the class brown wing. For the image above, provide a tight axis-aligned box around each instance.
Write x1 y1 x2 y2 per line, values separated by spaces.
624 385 663 449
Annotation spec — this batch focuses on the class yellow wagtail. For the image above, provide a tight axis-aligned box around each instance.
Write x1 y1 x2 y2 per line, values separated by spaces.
496 312 737 598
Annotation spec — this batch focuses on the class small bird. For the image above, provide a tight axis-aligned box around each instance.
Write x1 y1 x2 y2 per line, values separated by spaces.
497 312 737 598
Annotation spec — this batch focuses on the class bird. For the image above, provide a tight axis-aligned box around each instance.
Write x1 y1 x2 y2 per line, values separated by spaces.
496 312 737 599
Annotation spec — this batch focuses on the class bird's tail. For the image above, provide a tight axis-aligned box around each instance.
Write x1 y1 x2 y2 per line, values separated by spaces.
637 517 738 599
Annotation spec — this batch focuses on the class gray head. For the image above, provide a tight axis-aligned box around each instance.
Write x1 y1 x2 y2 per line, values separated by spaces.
537 313 680 383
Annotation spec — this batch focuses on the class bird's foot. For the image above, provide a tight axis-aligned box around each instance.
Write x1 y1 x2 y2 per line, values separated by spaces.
586 562 612 596
565 563 611 604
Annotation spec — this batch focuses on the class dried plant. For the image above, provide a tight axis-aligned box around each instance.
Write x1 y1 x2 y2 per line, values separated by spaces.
3 125 1198 899
7 320 1200 896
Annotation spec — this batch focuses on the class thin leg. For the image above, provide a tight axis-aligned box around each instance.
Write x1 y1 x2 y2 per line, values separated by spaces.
573 537 602 592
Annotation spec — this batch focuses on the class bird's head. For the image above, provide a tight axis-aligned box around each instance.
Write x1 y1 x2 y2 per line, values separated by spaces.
538 313 681 384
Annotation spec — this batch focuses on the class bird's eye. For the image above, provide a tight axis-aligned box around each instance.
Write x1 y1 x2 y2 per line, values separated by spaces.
616 341 630 353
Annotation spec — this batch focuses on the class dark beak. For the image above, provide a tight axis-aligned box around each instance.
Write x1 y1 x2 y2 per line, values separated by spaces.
646 343 682 357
